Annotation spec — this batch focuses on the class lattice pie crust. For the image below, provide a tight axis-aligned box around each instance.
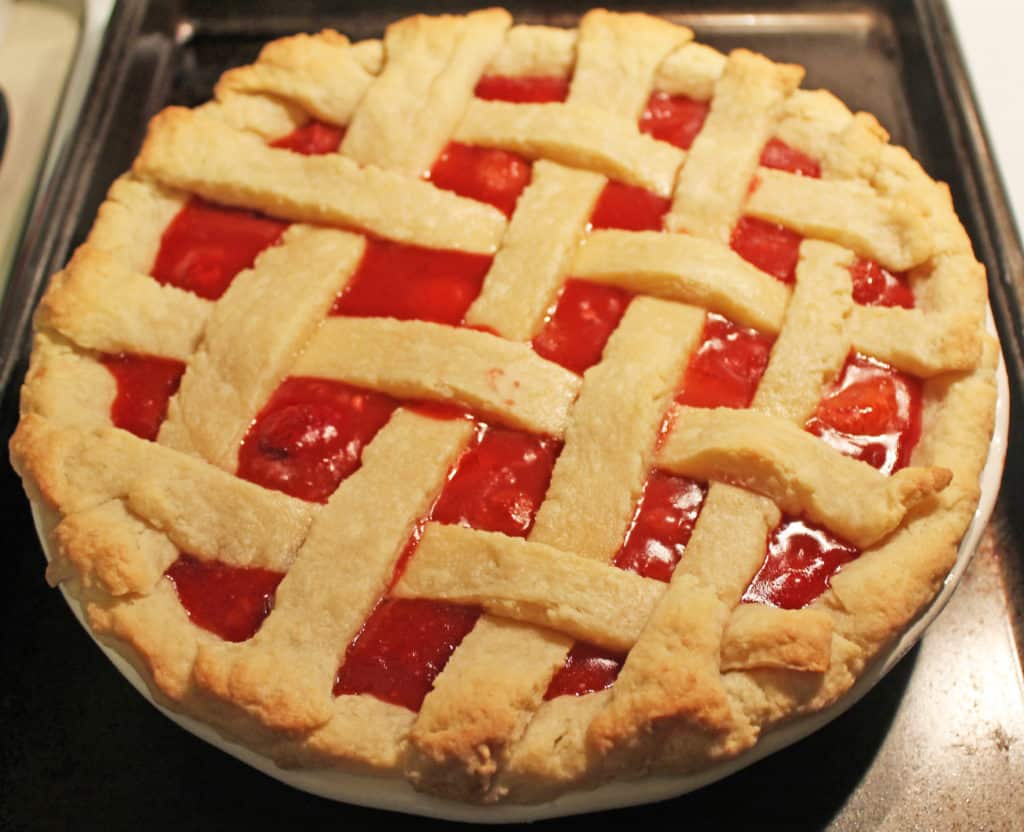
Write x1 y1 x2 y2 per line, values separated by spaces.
10 8 997 806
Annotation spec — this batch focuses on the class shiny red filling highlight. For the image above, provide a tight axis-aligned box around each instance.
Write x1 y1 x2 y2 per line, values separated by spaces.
639 92 709 150
429 142 532 217
167 554 284 642
807 353 922 474
102 353 186 441
532 280 632 374
544 641 625 700
336 425 561 711
269 120 346 155
614 473 706 582
759 137 821 178
745 354 923 609
237 378 399 503
331 238 492 325
150 198 288 300
431 427 563 538
589 181 671 232
742 518 859 610
850 257 914 308
676 313 775 410
474 75 569 103
730 216 803 284
332 597 480 712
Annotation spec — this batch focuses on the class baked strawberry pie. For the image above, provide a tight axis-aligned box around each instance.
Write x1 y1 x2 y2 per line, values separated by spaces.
10 7 998 807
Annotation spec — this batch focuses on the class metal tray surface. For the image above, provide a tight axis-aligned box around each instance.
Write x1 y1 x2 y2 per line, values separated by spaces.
2 1 1022 828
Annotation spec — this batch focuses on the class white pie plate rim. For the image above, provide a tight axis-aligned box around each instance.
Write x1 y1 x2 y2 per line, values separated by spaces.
31 317 1010 824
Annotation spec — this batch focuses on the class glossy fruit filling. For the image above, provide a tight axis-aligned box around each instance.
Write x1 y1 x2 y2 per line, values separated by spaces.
639 92 709 150
676 313 775 410
237 377 400 503
151 199 289 300
807 353 922 474
331 238 492 325
332 597 480 712
850 257 914 308
742 518 860 610
730 215 803 284
544 641 626 700
760 137 821 178
474 75 569 103
532 280 632 374
429 142 532 217
335 424 561 711
590 181 671 232
431 427 563 538
166 554 284 642
614 473 707 582
270 120 346 155
102 353 186 441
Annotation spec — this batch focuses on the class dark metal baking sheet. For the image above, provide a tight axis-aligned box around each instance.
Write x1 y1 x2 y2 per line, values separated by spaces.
2 1 1022 828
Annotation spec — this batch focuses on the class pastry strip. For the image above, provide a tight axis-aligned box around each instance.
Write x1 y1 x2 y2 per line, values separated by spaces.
751 239 856 422
394 523 831 676
464 161 606 341
529 299 705 554
36 247 211 362
485 24 576 77
849 253 985 376
215 31 375 128
719 604 833 673
134 108 506 254
745 169 932 271
454 100 685 197
571 229 790 334
341 8 512 175
657 406 950 549
655 42 727 100
393 523 666 652
200 92 307 141
19 333 118 430
567 10 692 116
294 317 581 437
850 306 982 376
665 49 803 241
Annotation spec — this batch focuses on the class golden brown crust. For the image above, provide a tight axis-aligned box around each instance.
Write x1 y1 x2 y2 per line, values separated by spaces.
9 7 998 811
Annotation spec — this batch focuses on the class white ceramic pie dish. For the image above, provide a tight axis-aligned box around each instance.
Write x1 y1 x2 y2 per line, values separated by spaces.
28 315 1008 823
